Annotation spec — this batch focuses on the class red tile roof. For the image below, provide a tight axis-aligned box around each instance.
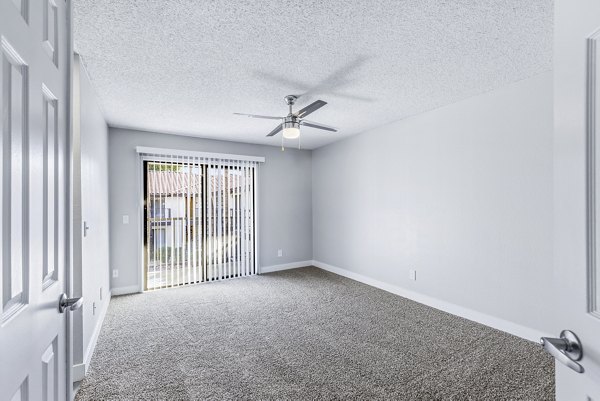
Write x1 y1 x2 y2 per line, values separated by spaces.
147 171 244 196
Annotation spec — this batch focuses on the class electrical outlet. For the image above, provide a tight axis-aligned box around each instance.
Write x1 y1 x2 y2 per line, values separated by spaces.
277 249 283 257
93 302 96 316
112 269 118 278
100 287 103 300
122 215 129 224
409 269 417 281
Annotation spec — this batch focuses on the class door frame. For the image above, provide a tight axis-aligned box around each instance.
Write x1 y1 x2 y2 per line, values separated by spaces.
65 1 75 399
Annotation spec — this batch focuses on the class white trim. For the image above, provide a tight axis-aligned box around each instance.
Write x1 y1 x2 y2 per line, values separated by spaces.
137 152 144 293
254 164 260 275
66 5 75 399
72 363 86 383
312 260 550 343
72 291 112 382
111 285 142 296
82 291 111 372
135 146 265 163
260 260 313 274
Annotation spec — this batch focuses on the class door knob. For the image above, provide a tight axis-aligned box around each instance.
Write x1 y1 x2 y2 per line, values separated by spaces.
58 294 84 313
540 330 584 373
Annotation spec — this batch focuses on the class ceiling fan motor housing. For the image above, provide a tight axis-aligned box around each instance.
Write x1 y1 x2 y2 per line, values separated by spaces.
283 115 299 127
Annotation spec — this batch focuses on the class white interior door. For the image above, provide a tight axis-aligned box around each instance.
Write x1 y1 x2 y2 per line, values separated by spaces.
0 1 72 401
553 0 600 399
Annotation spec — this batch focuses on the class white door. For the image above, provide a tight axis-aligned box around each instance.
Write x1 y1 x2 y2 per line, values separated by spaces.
0 1 73 401
552 0 600 399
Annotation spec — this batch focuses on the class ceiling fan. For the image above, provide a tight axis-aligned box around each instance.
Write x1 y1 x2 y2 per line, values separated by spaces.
234 95 338 140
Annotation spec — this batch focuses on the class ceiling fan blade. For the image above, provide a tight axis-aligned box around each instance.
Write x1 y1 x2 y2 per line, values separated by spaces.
266 123 283 137
234 113 283 120
296 100 327 118
300 120 338 132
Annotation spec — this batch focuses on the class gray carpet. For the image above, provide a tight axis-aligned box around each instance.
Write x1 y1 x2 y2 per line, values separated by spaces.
76 267 554 401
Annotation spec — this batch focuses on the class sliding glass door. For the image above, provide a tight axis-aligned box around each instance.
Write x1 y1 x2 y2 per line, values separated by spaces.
143 158 256 290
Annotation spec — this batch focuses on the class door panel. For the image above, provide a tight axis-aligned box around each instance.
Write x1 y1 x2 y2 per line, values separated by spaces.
41 338 58 401
554 0 600 399
1 37 28 319
42 86 58 289
9 0 28 22
0 0 71 400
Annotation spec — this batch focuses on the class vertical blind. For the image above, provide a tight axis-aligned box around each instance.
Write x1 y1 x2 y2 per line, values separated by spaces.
138 149 262 290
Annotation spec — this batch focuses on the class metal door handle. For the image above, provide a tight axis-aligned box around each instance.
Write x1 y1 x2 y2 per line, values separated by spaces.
540 330 584 373
59 294 84 313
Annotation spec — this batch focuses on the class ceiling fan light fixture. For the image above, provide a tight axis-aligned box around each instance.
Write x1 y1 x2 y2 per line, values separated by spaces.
282 121 300 139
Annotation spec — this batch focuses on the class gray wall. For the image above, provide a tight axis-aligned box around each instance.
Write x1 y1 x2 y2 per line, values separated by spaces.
106 72 553 336
80 63 110 360
109 128 313 291
312 72 554 334
72 55 111 376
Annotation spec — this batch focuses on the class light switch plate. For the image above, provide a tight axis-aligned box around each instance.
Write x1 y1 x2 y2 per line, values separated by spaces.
122 215 129 224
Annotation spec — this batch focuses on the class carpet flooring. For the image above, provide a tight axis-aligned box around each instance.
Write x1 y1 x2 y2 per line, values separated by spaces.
76 266 554 400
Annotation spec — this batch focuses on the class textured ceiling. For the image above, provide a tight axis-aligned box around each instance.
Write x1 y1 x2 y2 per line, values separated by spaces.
73 0 552 149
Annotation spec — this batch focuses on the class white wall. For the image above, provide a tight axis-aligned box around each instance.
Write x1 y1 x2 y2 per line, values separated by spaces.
108 128 313 292
312 72 554 336
72 55 111 380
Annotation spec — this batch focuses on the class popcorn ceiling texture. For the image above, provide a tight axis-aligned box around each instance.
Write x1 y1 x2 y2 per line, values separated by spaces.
73 0 552 149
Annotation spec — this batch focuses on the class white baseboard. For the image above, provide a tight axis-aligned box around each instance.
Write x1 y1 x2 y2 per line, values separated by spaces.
312 260 549 343
111 285 142 296
72 363 86 383
83 291 111 368
73 291 112 382
260 260 313 274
